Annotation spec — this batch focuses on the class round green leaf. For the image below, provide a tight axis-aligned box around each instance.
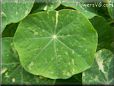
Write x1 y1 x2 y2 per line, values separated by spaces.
13 9 98 79
82 49 114 85
2 0 35 32
1 37 55 85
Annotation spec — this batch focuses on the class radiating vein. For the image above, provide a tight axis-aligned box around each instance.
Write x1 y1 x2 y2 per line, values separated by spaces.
57 39 75 52
32 39 53 62
41 40 57 74
27 37 51 40
57 18 75 35
54 11 59 34
54 40 57 59
57 34 77 38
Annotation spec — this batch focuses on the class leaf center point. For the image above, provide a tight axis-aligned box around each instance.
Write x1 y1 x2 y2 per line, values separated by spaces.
52 34 57 39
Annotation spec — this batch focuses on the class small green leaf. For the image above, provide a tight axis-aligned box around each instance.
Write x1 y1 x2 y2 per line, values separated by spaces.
14 9 98 79
82 49 114 85
2 0 35 32
61 0 97 19
107 0 114 19
1 37 55 85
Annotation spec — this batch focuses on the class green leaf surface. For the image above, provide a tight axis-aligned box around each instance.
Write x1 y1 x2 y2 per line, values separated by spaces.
1 37 55 85
2 0 35 32
90 16 113 51
82 49 114 85
61 0 97 19
31 0 61 13
107 0 114 19
13 9 98 79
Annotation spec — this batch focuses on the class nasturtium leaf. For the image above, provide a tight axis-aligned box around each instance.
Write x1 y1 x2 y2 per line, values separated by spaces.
2 0 35 32
61 0 97 19
107 0 114 19
90 16 113 51
82 49 114 85
13 9 98 79
1 37 55 85
32 0 61 13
